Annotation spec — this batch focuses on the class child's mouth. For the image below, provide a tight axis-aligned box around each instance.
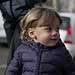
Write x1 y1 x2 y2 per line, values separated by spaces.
50 38 58 42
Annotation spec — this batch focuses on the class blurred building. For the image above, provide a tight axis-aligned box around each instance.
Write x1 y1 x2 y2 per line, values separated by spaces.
45 0 75 12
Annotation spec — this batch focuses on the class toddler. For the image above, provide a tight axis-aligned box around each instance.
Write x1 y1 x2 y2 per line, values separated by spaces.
6 6 75 75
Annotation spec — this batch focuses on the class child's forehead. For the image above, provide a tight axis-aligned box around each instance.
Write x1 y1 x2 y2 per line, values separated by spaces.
37 14 60 27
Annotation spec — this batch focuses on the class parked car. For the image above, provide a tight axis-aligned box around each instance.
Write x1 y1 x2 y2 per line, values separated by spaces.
0 10 7 43
59 12 75 58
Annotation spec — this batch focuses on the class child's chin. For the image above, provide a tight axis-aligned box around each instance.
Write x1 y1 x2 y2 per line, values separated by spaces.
46 41 58 47
45 43 57 47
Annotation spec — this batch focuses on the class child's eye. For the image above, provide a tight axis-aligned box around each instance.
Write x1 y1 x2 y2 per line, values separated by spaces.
45 27 52 32
56 27 59 32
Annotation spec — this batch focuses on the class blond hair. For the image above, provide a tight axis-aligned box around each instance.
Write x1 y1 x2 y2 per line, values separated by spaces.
20 6 62 40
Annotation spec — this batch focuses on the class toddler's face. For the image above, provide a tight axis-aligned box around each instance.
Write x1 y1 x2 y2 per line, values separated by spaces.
29 16 60 47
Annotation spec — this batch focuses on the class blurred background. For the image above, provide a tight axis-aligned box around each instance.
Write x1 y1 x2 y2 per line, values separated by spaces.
45 0 75 12
0 0 75 75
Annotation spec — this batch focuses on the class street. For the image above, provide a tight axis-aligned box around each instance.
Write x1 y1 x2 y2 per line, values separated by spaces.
0 43 9 75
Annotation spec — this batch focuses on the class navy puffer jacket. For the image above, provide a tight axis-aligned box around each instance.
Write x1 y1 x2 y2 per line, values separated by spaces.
6 40 75 75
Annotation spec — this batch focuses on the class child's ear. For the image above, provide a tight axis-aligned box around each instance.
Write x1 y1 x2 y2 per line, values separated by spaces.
28 28 35 39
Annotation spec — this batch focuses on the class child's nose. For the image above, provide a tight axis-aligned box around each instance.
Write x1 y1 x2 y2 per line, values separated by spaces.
51 30 58 36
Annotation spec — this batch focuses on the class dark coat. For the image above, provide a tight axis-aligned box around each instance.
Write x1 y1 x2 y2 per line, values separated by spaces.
6 40 75 75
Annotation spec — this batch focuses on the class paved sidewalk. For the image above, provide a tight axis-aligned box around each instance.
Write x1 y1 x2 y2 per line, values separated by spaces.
0 64 6 75
0 44 9 75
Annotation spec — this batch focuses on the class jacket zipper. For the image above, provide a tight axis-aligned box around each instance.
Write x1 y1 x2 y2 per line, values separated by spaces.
35 49 42 75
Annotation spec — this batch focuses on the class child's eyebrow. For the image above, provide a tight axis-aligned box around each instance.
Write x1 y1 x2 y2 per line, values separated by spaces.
38 24 51 27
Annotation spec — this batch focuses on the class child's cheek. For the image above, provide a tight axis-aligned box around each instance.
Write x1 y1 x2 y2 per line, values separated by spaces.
41 35 51 43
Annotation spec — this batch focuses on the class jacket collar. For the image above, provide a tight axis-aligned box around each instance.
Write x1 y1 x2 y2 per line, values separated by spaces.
22 39 65 51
